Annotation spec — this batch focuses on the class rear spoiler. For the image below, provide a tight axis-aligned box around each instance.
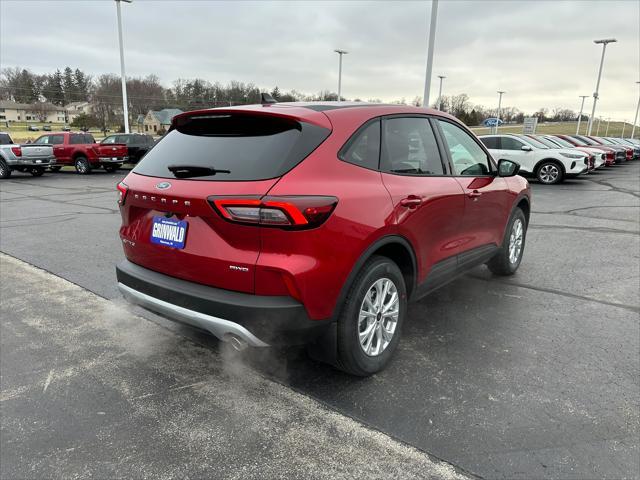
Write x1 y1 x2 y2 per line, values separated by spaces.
170 106 333 132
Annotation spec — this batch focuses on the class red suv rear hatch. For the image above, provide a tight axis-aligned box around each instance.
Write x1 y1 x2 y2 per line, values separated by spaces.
118 109 331 294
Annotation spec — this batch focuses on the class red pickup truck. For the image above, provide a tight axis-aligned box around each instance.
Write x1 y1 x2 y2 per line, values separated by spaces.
33 132 128 174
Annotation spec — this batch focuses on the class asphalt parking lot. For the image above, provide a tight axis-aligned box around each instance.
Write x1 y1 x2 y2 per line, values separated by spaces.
1 165 639 479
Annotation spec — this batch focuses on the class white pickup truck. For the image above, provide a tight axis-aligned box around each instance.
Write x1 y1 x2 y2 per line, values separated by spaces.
0 132 56 178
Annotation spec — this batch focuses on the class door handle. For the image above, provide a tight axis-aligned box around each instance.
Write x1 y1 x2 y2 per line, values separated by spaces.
400 196 422 208
467 190 482 198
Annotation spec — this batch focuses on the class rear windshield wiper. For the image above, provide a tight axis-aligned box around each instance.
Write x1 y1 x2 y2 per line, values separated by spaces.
167 165 230 178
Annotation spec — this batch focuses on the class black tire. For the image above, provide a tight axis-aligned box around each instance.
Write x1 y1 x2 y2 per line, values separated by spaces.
49 166 62 172
74 156 92 174
30 168 44 177
487 208 527 276
536 160 564 184
104 164 121 173
335 255 407 376
0 159 11 179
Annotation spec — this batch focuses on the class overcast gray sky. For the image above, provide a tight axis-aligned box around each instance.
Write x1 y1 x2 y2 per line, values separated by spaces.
1 0 638 119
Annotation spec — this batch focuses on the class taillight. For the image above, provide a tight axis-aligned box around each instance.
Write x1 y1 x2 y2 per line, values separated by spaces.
117 181 128 205
209 196 338 230
11 147 21 157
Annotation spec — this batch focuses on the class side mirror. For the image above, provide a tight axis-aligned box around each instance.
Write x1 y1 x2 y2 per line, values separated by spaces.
497 159 520 177
521 145 533 151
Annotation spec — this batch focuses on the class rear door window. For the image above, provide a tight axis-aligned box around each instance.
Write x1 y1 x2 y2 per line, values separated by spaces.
133 113 330 181
0 133 14 145
70 134 86 144
480 136 500 149
381 117 444 175
500 137 525 150
49 135 64 145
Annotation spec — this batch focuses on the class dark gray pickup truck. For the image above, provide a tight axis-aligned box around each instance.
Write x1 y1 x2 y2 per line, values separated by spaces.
0 132 55 178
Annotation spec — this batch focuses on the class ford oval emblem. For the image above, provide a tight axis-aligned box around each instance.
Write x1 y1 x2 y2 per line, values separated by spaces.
155 182 171 190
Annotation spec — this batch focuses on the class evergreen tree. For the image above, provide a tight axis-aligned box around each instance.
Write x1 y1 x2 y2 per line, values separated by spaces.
45 70 65 105
62 67 77 103
270 86 281 101
74 68 90 101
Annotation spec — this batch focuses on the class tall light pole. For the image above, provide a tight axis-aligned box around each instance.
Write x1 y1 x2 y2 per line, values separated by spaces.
334 49 348 102
494 90 505 134
422 0 439 107
587 38 617 135
115 0 132 133
437 75 446 110
576 95 588 134
631 81 640 139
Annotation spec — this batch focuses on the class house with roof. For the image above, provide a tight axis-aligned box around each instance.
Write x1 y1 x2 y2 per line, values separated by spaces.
64 101 93 122
0 100 67 124
142 108 183 134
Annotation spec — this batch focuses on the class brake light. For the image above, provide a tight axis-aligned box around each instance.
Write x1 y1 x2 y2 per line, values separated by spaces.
11 147 21 157
209 196 338 229
117 181 128 205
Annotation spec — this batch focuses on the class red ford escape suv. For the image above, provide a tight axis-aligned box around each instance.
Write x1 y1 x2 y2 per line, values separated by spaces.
116 101 531 376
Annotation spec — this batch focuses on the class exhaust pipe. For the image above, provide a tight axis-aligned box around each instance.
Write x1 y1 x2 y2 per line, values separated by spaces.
226 334 248 352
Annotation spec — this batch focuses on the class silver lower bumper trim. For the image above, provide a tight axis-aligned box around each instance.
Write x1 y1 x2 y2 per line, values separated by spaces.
117 282 269 347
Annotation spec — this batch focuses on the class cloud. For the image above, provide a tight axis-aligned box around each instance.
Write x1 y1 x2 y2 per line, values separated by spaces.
1 0 638 118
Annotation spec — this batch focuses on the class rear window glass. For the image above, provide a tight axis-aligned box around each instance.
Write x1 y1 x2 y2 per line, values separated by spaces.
133 114 330 181
0 133 13 145
70 134 94 144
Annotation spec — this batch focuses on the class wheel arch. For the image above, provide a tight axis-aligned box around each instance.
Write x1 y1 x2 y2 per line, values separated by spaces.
331 235 418 321
72 151 90 162
534 157 566 175
515 195 530 225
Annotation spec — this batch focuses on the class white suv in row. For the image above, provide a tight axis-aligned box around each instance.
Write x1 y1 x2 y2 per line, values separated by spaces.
479 134 589 184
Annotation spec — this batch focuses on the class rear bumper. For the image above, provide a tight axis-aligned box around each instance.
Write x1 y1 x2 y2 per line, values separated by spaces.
98 156 128 163
12 156 55 167
115 259 331 346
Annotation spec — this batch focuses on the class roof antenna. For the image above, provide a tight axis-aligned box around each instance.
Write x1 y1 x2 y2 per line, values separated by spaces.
261 93 277 105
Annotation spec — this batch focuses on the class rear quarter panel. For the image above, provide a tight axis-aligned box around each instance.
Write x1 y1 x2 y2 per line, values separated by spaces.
259 112 397 320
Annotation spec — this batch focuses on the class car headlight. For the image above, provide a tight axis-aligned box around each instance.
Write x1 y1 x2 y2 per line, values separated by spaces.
560 152 585 159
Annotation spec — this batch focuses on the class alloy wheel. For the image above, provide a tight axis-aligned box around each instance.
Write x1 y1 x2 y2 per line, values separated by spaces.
539 164 559 184
508 218 524 264
358 278 399 357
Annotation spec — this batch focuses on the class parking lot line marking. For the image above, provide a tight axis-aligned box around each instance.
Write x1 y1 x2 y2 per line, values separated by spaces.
42 369 54 393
